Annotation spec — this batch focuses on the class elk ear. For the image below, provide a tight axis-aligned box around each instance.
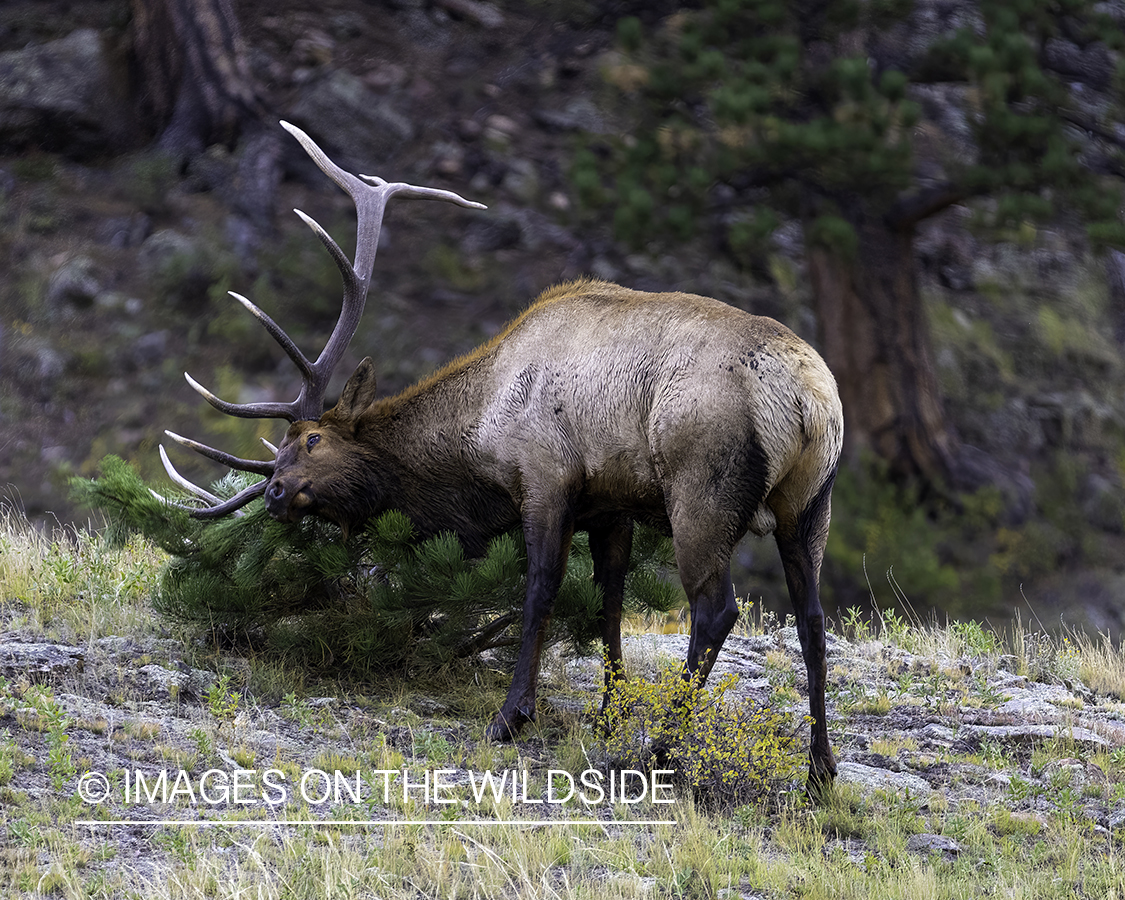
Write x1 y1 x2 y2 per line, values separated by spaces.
335 357 379 424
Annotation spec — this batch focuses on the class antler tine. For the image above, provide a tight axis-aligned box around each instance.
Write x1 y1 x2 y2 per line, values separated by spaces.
165 431 276 476
159 445 228 506
184 479 268 519
183 373 302 423
359 176 488 211
279 119 487 421
159 434 271 518
228 291 314 380
156 445 249 518
163 120 485 518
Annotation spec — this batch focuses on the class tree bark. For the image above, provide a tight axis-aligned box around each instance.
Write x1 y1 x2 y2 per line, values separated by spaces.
130 0 265 156
130 0 281 232
806 205 957 488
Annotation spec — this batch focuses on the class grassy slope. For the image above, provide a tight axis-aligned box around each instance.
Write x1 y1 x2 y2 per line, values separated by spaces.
2 510 1125 898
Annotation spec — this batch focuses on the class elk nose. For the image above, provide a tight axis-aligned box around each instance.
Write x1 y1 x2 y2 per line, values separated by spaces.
264 480 290 517
265 479 312 521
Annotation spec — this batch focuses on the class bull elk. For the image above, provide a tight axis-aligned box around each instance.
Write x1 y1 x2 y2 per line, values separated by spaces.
161 121 844 786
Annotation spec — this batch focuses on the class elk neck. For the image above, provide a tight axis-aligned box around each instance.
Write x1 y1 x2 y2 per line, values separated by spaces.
351 360 521 556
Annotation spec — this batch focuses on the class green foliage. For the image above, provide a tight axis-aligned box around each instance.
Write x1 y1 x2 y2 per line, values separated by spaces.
597 663 802 810
726 208 780 266
22 687 75 794
805 214 859 260
115 151 179 216
950 619 1000 656
71 457 679 676
204 675 241 724
928 0 1123 232
583 0 1124 260
824 456 1004 617
11 154 59 182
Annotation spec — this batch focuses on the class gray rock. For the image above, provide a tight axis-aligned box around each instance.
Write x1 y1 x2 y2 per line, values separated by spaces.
533 97 611 134
130 331 170 371
46 256 101 309
906 833 962 856
137 229 200 279
1081 473 1125 534
0 29 129 157
959 723 1109 749
0 642 84 679
288 70 414 169
836 761 933 797
920 723 958 747
436 0 504 29
995 697 1062 720
1043 37 1115 90
134 663 215 700
995 680 1080 713
98 213 153 249
1039 757 1106 791
36 345 67 383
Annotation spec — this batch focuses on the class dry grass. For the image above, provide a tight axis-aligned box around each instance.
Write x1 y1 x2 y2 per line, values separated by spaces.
3 510 1125 898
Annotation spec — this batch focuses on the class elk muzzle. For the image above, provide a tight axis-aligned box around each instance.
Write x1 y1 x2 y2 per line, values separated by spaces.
264 477 315 522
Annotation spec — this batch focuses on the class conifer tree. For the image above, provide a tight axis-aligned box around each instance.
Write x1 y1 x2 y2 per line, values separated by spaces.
577 0 1125 489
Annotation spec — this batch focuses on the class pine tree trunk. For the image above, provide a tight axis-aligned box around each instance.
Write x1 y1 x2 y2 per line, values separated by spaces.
806 209 957 487
130 0 264 155
130 0 281 233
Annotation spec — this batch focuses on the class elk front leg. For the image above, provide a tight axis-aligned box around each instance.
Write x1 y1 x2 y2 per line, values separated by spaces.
588 516 634 709
486 512 574 741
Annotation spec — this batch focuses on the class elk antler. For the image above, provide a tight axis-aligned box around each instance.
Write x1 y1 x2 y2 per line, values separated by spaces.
159 120 486 518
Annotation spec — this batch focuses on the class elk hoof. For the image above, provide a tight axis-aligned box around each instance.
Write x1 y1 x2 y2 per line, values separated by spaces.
485 706 534 741
805 754 838 801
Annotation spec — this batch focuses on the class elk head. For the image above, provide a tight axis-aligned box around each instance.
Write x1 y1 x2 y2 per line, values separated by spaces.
158 122 484 521
261 357 381 531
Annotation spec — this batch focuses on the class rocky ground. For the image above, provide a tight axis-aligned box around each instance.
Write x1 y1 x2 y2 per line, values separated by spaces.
2 613 1124 884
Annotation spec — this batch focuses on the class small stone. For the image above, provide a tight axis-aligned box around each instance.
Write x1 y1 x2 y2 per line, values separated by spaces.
362 63 408 92
836 762 932 797
485 114 519 135
906 833 962 856
46 256 100 308
292 30 335 67
920 723 958 746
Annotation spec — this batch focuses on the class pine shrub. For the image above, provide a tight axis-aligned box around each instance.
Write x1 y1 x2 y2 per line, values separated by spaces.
72 457 681 676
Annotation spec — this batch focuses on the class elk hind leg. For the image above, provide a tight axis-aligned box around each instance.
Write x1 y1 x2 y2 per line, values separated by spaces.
674 527 740 685
775 478 837 789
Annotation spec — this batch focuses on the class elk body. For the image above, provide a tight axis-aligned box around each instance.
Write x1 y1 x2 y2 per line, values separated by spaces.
163 123 844 786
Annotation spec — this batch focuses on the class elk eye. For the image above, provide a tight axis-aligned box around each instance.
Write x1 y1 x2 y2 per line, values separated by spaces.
306 434 321 451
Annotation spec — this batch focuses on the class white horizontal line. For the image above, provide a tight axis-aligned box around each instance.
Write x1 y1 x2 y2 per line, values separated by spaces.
75 819 676 828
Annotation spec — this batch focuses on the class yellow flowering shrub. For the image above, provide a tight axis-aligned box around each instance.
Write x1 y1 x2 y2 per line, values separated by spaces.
596 662 803 809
